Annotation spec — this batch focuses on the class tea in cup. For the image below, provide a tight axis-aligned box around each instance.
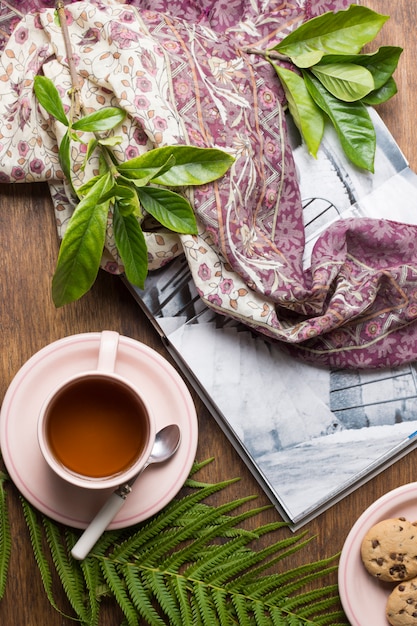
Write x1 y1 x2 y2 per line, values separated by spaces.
37 331 155 489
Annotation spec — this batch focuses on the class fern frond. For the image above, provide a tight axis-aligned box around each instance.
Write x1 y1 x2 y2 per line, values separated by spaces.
169 574 197 625
15 460 349 626
187 458 215 476
125 564 170 626
148 569 185 626
193 579 221 625
100 559 138 626
0 473 11 599
185 537 256 583
108 478 241 562
80 555 102 626
311 612 349 626
281 584 341 613
20 498 62 614
43 517 89 622
166 500 264 573
220 533 312 598
164 495 258 552
232 592 253 625
211 586 229 625
263 558 339 602
254 597 275 626
180 501 277 539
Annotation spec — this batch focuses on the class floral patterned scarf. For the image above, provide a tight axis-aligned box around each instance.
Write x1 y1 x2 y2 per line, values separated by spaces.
2 0 417 369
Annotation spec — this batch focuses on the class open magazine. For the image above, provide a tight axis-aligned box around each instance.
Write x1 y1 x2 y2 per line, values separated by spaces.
123 109 417 529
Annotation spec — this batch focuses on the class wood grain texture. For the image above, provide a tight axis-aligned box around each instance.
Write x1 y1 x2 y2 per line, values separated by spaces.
0 1 416 623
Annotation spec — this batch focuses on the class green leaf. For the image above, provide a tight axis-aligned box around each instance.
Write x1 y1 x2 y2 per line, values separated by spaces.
316 46 402 90
100 560 138 626
273 5 389 68
310 63 374 102
100 183 135 202
33 75 69 126
0 476 11 599
98 135 123 147
117 153 177 188
80 557 101 626
113 204 148 288
72 107 126 133
76 174 104 197
52 173 113 306
99 183 142 216
58 130 72 183
303 71 376 172
20 499 62 614
272 64 324 157
119 146 234 187
43 519 90 623
362 76 398 105
82 138 99 170
137 186 198 234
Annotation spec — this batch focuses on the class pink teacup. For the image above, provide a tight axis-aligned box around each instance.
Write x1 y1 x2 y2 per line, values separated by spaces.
37 331 156 490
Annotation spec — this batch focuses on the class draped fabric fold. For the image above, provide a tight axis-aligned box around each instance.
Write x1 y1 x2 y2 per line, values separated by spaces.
2 0 417 369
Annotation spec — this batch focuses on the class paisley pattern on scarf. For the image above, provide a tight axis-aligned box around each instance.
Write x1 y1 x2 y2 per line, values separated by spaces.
2 0 417 369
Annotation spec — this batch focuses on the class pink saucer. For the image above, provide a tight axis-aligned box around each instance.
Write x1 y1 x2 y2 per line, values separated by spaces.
339 483 417 626
0 333 198 529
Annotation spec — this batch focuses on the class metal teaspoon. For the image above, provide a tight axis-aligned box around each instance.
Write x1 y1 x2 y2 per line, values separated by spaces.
71 423 182 560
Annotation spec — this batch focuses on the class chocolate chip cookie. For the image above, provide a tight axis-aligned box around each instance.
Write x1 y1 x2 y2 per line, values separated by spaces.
361 518 417 582
386 577 417 625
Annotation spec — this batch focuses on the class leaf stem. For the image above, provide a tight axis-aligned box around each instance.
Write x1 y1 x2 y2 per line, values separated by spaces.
242 46 288 62
55 5 119 177
55 0 81 117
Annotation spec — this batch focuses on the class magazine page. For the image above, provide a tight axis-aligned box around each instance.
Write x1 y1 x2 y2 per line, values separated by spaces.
166 313 417 525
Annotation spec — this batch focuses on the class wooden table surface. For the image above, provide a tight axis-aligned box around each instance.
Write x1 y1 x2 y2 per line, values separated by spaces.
0 1 416 623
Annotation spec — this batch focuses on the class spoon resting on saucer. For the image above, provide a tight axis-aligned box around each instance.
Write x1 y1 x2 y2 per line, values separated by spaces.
71 423 181 560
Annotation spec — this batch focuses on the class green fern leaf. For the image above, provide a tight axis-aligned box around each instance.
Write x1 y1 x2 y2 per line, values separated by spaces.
170 574 194 625
232 592 252 625
0 472 11 599
193 579 221 625
141 568 183 626
264 559 339 601
162 495 259 561
187 458 215 475
108 478 241 563
13 460 350 626
312 612 350 626
43 517 90 622
254 598 275 626
124 565 168 626
100 559 138 626
270 606 295 625
211 587 230 625
283 585 341 612
80 555 101 626
20 498 63 614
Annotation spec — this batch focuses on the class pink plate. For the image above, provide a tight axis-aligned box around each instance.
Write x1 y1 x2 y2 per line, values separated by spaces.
0 332 198 529
339 483 417 626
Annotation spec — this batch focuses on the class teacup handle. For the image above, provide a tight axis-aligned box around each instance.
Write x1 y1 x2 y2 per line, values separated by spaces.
97 331 119 373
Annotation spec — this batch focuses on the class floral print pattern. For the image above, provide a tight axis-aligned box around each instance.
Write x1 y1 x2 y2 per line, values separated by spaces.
3 0 417 370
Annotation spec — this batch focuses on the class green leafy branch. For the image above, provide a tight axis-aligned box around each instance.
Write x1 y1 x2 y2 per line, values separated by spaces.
34 72 233 307
30 2 234 309
0 459 349 625
246 5 402 172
